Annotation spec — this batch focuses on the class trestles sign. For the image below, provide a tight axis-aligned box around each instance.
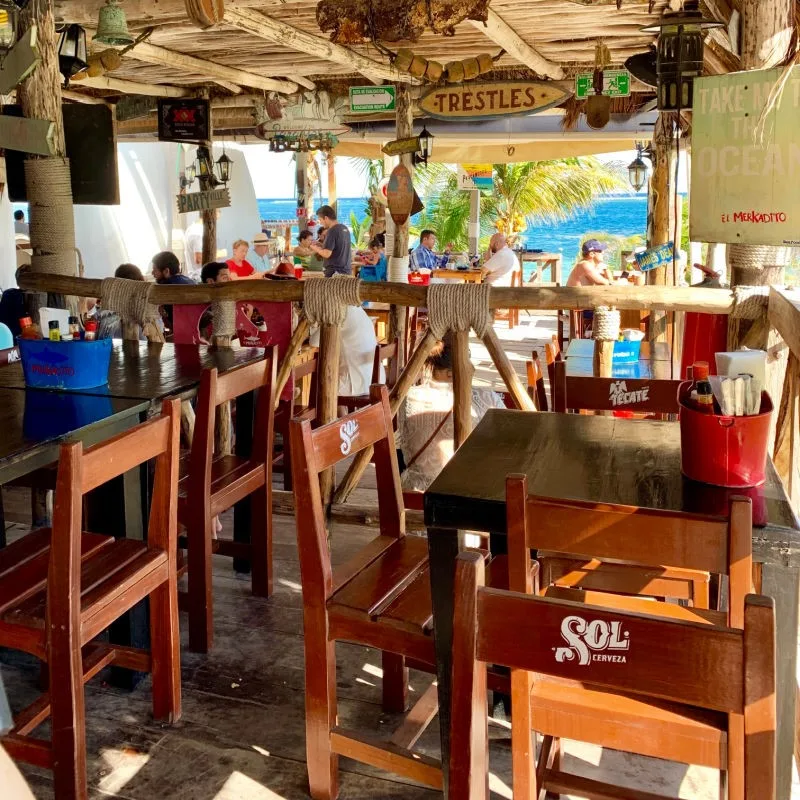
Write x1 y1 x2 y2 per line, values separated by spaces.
690 65 800 246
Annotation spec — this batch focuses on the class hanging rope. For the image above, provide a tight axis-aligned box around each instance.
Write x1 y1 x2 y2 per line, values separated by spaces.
427 283 492 340
303 274 361 326
25 158 76 276
727 285 771 349
592 306 620 341
100 278 158 327
212 301 236 337
728 245 790 285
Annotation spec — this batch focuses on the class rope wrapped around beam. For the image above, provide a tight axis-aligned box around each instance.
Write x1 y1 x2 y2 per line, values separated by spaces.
728 285 771 349
593 306 620 341
100 277 159 327
427 283 492 340
25 158 77 276
304 274 361 326
212 300 236 337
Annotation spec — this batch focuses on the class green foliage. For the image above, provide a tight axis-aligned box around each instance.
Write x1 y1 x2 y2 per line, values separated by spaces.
413 158 626 250
349 210 372 247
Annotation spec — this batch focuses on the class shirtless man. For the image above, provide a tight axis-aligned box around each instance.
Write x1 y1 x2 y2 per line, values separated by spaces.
566 239 612 286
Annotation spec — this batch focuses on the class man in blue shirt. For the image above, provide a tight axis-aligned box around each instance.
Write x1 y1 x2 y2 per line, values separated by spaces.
151 251 196 285
410 229 447 271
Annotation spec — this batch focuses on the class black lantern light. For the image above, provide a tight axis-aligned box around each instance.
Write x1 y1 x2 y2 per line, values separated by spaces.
215 149 233 184
627 141 652 192
642 0 722 112
0 0 19 62
57 24 88 87
413 125 434 167
195 145 217 185
179 162 196 192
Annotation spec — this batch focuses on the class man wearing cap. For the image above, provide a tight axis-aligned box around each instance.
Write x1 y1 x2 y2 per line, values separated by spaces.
251 232 272 273
566 239 612 287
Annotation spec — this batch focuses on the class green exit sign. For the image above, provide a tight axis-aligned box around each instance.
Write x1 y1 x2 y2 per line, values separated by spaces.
349 86 396 113
575 69 631 99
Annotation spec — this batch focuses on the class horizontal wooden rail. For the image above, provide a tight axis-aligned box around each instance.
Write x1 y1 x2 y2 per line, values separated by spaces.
17 273 736 314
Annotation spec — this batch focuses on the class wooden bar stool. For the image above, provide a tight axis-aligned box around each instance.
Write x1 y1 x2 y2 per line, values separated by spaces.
502 477 754 797
178 349 277 653
450 551 776 800
290 385 442 799
0 399 182 800
526 352 548 411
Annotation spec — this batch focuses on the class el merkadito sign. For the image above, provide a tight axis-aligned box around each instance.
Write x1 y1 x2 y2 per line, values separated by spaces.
418 81 568 120
690 65 800 246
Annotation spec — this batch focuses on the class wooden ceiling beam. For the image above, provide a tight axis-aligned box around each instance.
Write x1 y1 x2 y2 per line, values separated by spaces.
223 6 412 85
468 9 565 80
288 74 317 91
88 30 298 94
73 74 190 96
62 89 110 104
213 79 242 94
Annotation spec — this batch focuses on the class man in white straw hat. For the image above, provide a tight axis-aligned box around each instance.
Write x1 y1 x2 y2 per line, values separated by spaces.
251 232 272 273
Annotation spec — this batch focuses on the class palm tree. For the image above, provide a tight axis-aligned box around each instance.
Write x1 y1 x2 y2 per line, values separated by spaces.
414 158 626 251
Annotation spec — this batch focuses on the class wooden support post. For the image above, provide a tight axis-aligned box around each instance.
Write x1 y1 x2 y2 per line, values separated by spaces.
198 91 217 265
332 329 439 504
326 154 337 218
389 84 413 366
646 113 673 346
481 327 535 411
318 322 341 506
274 314 310 408
468 189 480 257
296 155 308 235
451 330 473 449
593 339 615 378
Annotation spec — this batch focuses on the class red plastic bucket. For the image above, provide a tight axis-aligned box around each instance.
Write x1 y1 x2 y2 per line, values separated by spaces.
679 387 772 488
408 272 430 285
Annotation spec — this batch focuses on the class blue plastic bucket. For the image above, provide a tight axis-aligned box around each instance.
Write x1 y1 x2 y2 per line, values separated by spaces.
612 339 641 363
18 337 113 390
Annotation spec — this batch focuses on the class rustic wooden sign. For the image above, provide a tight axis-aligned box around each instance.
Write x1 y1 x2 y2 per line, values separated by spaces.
176 188 230 214
386 164 414 226
0 116 55 156
419 80 569 120
691 66 800 246
158 98 210 143
381 136 421 157
0 27 40 95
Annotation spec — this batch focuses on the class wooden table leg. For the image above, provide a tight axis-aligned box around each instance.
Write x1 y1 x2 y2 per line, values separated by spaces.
761 562 799 797
427 526 463 798
233 389 256 574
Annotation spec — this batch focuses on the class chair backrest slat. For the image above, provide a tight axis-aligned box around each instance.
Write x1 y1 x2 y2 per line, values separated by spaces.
553 359 682 414
214 358 276 407
81 414 171 495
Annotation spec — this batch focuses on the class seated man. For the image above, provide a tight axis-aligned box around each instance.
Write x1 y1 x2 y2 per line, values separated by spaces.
151 250 195 331
310 305 384 397
566 239 612 287
480 232 519 286
410 229 447 271
200 261 231 284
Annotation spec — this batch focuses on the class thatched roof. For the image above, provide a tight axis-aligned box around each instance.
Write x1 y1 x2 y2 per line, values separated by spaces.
51 0 754 138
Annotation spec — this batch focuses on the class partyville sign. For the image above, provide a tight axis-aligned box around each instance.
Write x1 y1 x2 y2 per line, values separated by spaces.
418 81 569 121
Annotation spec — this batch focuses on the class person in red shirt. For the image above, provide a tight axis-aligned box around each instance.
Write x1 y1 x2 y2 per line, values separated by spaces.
226 239 256 278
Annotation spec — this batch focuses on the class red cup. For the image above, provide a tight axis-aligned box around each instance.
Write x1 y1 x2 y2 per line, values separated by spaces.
294 267 304 279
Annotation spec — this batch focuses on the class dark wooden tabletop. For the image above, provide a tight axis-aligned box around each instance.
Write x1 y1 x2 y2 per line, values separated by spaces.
565 339 673 379
425 410 799 557
0 388 148 480
0 340 265 402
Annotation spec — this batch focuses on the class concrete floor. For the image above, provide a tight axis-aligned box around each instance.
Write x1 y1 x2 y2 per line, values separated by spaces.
0 315 777 798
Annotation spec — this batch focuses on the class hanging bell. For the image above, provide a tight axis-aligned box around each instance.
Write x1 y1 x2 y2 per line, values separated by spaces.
94 0 134 46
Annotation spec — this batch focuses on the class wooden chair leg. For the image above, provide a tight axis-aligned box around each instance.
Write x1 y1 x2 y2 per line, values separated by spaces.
382 652 408 714
149 577 182 722
49 640 87 800
188 513 214 653
250 480 272 598
0 487 6 549
305 632 339 800
545 736 562 799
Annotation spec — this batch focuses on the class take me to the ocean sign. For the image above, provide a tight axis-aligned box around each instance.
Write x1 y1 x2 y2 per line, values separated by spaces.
690 66 800 246
418 81 568 120
635 242 674 272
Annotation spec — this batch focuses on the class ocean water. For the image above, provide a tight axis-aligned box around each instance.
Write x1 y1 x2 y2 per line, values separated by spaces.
258 193 648 267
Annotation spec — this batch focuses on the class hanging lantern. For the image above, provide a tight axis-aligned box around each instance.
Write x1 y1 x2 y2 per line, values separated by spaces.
642 0 722 112
627 142 652 192
215 150 233 184
0 0 19 60
57 25 88 87
94 0 134 46
413 125 434 167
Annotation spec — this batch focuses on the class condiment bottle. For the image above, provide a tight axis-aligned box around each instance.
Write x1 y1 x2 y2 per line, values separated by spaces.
84 319 97 341
691 361 714 414
68 315 80 340
19 317 41 339
48 320 61 342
